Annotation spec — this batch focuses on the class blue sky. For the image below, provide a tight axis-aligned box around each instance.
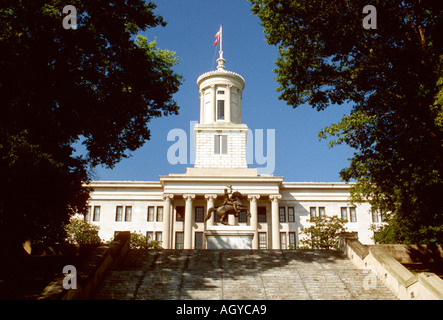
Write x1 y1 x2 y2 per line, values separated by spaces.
89 0 354 182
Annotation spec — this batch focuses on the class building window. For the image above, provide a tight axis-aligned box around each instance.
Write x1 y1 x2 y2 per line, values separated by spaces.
258 232 267 249
195 232 204 249
85 206 91 221
341 207 348 221
310 207 316 219
156 206 163 222
289 232 296 249
288 207 295 222
155 232 162 244
176 232 184 249
372 208 387 222
115 206 123 221
280 232 287 249
349 207 357 222
116 206 132 222
147 206 154 221
319 207 326 219
195 206 204 222
380 210 386 222
239 210 248 223
125 206 132 222
93 206 100 221
217 100 225 120
176 206 185 222
371 208 379 223
217 90 225 95
279 207 286 222
214 135 228 154
310 206 326 220
146 231 153 242
258 206 267 222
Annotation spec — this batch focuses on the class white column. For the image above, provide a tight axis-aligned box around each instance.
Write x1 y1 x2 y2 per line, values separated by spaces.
248 195 260 250
205 85 215 123
204 194 217 226
199 90 204 124
226 84 232 122
183 194 195 249
269 194 282 249
212 84 217 122
237 90 242 123
162 194 174 249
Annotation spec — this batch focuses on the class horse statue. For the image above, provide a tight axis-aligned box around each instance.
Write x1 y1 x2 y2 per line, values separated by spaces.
204 188 251 225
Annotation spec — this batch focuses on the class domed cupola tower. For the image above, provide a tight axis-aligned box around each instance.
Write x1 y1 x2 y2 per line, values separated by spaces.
193 39 248 169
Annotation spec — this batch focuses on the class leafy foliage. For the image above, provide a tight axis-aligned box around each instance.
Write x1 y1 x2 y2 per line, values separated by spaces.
64 217 101 245
300 216 347 249
250 0 443 243
129 231 162 249
0 1 182 255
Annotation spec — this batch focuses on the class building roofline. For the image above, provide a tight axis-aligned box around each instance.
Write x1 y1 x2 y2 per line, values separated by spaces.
281 181 355 189
84 179 353 191
84 180 162 188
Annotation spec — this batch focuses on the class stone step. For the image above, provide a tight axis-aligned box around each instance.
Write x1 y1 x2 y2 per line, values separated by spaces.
92 249 397 300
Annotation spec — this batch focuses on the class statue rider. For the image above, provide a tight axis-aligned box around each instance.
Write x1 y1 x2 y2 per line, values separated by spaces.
223 185 240 215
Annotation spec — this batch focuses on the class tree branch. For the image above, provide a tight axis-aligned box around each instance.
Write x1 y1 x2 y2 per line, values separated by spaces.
401 3 426 51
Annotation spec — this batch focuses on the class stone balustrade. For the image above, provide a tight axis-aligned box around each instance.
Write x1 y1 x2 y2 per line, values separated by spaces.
339 233 443 300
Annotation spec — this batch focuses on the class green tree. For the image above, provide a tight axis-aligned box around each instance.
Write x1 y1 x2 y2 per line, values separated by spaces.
130 231 162 249
64 217 101 246
300 216 347 249
0 0 182 257
249 0 443 243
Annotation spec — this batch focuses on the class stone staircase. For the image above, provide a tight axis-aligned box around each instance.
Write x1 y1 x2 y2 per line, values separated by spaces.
92 249 397 300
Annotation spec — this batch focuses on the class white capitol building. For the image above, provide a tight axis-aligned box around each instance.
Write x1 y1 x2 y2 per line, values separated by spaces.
84 49 384 249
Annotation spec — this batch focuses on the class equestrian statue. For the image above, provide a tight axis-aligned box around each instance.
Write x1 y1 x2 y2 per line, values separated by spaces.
204 185 251 225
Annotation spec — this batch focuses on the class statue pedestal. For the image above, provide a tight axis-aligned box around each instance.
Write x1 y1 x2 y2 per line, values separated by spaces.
205 226 254 249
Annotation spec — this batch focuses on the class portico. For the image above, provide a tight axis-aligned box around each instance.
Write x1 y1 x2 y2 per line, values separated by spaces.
158 171 284 249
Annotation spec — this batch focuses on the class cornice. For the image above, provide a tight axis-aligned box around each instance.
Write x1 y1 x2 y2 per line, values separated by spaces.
281 182 355 190
197 69 245 89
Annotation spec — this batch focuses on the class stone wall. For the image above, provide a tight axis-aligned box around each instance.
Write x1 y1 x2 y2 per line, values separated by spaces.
38 231 130 300
194 127 248 169
375 244 443 264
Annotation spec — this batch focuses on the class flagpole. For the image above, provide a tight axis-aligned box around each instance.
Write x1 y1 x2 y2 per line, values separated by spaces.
220 25 223 54
216 25 225 70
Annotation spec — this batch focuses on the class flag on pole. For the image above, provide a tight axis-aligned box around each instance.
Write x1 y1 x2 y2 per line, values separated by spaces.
213 28 221 46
